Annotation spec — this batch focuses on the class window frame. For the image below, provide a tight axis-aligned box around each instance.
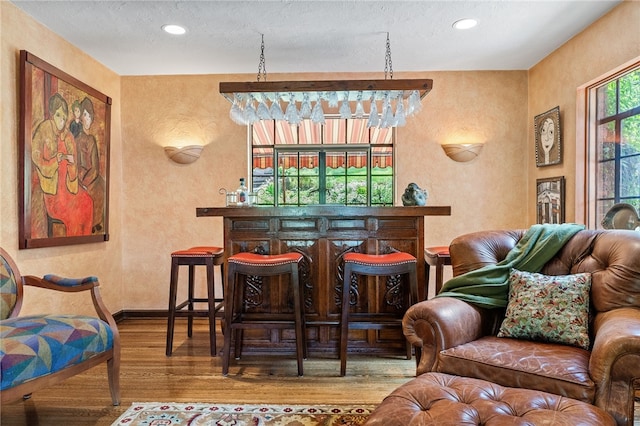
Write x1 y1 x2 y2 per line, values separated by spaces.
249 117 396 206
577 58 640 228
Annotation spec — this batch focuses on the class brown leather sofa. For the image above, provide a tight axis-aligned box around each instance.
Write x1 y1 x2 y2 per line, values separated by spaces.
403 229 640 426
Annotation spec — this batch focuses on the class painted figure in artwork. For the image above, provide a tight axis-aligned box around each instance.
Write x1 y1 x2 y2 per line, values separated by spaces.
31 93 94 237
75 97 106 233
540 117 555 165
69 99 82 138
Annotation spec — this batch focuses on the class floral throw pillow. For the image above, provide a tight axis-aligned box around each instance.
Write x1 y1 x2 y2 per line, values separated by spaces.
497 269 592 350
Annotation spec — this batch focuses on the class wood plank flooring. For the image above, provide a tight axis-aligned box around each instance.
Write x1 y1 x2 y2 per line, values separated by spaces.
3 318 639 425
1 318 417 426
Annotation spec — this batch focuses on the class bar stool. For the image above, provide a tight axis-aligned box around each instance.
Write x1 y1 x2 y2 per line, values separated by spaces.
424 246 451 298
166 246 224 357
222 252 306 376
339 251 419 376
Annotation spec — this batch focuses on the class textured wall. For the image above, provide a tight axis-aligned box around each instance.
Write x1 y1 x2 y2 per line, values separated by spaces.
0 2 123 315
528 1 640 225
3 1 636 313
120 70 528 309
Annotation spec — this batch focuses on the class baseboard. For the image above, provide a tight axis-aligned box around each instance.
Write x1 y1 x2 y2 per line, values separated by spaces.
114 310 167 322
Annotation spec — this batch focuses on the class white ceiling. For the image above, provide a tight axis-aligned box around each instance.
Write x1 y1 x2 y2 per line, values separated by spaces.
11 0 622 76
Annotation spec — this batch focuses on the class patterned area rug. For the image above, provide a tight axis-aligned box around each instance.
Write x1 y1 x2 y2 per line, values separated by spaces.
112 402 376 425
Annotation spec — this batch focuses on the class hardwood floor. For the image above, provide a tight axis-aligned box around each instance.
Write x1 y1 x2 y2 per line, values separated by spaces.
1 318 417 426
3 318 639 425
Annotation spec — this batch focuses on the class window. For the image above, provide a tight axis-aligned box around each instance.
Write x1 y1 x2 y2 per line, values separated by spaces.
250 118 395 206
587 66 640 228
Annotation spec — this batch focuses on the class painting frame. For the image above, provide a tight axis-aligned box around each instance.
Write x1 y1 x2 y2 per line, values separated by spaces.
18 50 111 249
534 106 561 167
536 176 565 224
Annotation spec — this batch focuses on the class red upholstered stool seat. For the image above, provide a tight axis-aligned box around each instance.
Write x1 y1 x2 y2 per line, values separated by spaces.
342 251 417 266
340 251 419 376
227 252 302 266
223 251 307 376
424 246 451 297
364 372 615 425
183 246 224 256
166 246 224 357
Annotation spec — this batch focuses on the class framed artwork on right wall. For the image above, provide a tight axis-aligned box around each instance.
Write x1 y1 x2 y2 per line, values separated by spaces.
534 106 561 167
536 176 565 224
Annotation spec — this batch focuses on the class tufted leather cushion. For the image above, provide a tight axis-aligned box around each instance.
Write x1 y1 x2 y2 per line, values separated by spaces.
365 372 615 425
437 336 595 402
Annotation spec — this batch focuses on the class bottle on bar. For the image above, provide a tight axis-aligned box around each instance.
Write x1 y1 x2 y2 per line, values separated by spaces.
236 178 248 206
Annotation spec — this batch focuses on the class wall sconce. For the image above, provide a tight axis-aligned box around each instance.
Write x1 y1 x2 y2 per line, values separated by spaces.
441 143 484 162
164 145 204 164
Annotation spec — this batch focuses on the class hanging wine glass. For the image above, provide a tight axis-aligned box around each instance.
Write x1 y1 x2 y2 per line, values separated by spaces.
270 92 285 120
380 94 394 128
300 92 312 119
243 96 259 124
407 90 422 116
354 91 365 119
311 94 325 124
367 97 379 128
339 92 351 119
256 94 271 120
327 91 338 108
284 92 301 125
230 94 247 125
394 95 407 126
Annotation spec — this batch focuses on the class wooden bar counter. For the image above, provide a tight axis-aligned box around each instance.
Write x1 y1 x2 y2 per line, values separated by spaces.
196 205 451 357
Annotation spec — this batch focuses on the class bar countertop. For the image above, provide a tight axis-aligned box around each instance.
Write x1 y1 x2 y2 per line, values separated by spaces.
196 205 451 217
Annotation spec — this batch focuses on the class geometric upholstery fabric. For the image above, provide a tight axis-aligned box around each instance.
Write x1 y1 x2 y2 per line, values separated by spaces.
0 315 114 390
0 255 18 320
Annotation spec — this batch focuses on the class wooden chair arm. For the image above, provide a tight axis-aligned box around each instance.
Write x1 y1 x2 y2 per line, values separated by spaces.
23 274 99 293
22 274 118 332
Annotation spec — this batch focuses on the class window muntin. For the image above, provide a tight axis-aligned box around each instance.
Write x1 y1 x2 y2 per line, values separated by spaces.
250 118 395 206
591 67 640 226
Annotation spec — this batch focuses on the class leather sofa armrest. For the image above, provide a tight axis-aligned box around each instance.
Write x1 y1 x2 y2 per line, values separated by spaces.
403 297 489 375
590 307 640 426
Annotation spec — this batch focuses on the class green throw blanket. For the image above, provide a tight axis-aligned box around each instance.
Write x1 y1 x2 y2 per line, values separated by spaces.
436 223 585 309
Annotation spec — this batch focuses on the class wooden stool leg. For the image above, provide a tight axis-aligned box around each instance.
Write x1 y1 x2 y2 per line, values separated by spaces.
298 271 308 360
291 265 304 376
435 259 444 295
339 263 352 377
206 257 217 356
424 263 431 299
406 267 419 360
233 273 245 360
187 264 195 337
166 258 180 356
222 264 235 376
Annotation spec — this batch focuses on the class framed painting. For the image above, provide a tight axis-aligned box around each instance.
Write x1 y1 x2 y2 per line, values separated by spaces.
536 176 565 224
534 106 561 167
18 50 111 249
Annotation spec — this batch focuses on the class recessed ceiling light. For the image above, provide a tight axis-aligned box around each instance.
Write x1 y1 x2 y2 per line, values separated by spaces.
162 24 186 35
453 18 478 30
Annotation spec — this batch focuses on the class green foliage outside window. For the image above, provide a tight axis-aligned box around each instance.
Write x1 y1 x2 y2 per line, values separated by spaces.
251 118 395 206
595 68 640 222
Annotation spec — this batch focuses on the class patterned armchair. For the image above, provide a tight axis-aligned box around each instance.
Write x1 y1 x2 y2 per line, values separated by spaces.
0 247 120 405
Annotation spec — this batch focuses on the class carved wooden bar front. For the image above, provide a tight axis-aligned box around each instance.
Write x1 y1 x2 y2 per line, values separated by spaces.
196 206 451 357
